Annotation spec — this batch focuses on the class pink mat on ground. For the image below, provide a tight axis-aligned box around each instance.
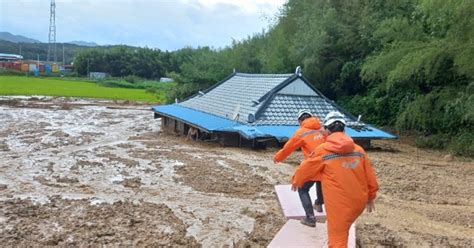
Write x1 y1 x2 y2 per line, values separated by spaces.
268 219 356 248
274 184 326 220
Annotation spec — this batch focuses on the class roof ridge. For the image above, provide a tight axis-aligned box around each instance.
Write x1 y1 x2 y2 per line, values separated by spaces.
235 72 294 78
275 93 322 97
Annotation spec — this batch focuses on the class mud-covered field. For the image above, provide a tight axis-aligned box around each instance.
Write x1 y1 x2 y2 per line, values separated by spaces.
0 97 473 247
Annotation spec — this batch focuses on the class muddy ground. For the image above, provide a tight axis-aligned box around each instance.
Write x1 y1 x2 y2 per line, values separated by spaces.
0 97 472 247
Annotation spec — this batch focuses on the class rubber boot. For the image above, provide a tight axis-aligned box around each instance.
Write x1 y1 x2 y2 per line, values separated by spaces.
300 216 316 227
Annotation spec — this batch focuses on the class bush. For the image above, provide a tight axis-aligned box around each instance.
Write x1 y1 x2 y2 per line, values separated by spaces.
448 132 474 157
415 134 451 150
166 83 200 103
413 131 474 157
67 71 79 77
124 75 141 84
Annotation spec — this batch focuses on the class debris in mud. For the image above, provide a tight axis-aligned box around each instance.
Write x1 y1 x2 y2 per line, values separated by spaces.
443 154 454 162
117 143 135 149
0 96 150 110
122 177 142 188
0 98 73 110
54 176 79 184
0 99 21 105
51 130 70 138
77 184 95 194
0 141 9 151
73 160 104 170
46 162 54 173
33 176 63 188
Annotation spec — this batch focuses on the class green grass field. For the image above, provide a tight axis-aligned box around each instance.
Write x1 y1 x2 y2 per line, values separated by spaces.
0 76 167 103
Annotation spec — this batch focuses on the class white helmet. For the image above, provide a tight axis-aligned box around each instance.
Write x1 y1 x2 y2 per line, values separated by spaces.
324 111 346 127
297 109 313 120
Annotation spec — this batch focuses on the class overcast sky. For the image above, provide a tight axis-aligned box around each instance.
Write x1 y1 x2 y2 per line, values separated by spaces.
0 0 286 50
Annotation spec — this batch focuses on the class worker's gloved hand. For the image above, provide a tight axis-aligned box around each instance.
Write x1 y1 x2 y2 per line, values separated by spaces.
273 155 280 164
366 200 375 213
291 184 299 192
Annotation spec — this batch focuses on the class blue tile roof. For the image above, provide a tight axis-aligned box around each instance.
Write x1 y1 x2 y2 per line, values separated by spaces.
180 73 293 123
153 72 396 140
152 104 397 140
257 94 332 125
256 94 363 126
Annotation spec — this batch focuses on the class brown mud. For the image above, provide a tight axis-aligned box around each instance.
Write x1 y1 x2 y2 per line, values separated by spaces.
0 97 472 247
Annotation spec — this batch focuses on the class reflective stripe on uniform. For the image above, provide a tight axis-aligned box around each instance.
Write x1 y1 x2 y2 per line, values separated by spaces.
322 152 364 161
300 130 321 139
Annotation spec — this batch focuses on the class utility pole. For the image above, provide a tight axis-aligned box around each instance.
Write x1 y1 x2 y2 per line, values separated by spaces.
47 0 56 63
19 44 22 63
37 54 40 75
62 44 65 65
87 58 90 77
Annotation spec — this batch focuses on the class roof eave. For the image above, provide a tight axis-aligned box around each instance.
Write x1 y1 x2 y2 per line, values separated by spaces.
153 107 212 132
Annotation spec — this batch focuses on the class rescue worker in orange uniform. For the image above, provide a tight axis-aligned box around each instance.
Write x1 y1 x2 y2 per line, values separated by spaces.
274 110 327 227
292 111 379 247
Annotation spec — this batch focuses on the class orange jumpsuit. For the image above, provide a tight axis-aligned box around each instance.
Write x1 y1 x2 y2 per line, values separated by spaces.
292 132 379 248
274 116 326 164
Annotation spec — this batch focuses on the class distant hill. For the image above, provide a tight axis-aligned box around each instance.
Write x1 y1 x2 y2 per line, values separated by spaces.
67 41 98 47
1 32 98 47
0 32 41 43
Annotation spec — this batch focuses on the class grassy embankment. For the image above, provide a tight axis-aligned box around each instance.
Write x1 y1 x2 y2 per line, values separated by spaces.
0 75 174 103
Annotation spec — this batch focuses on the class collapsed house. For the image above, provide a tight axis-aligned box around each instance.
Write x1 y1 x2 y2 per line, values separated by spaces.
152 69 396 148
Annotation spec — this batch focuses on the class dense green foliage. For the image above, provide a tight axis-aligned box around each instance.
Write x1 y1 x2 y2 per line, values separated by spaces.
73 46 176 79
71 0 473 155
95 77 176 98
0 76 167 103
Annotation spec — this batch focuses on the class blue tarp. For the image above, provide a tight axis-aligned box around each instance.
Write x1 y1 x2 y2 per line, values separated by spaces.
152 104 397 141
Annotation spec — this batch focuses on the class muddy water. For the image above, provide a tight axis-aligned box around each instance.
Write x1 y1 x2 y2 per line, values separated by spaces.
1 97 473 247
0 98 286 246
